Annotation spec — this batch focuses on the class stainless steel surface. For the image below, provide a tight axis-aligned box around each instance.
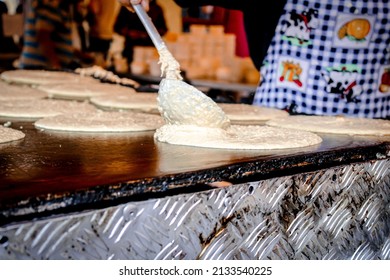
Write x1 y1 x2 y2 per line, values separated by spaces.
1 159 389 260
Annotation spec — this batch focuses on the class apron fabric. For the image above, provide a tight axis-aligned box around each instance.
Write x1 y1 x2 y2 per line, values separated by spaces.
252 0 390 118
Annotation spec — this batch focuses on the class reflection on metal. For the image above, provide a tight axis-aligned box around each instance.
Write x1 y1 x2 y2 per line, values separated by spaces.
1 159 389 260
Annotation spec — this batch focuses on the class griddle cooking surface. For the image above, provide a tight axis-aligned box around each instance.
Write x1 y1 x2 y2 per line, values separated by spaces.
0 118 389 224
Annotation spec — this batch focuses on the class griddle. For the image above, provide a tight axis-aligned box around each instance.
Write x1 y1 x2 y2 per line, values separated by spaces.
0 118 389 226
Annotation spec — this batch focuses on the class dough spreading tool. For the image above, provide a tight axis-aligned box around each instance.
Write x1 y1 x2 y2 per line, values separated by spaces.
132 4 230 128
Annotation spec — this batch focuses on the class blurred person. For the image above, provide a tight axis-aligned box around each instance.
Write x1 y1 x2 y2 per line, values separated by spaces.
123 0 389 119
18 0 91 70
16 1 23 13
114 0 167 64
73 0 89 52
117 0 149 12
175 0 390 119
0 1 9 51
0 0 21 53
87 0 120 64
181 5 215 32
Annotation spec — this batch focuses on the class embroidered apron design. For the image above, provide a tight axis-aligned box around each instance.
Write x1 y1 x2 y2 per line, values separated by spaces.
281 8 319 46
334 14 375 48
322 65 362 103
277 56 309 91
253 0 390 118
378 65 390 95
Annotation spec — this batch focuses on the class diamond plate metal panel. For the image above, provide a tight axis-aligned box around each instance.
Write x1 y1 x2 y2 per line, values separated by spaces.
0 159 389 260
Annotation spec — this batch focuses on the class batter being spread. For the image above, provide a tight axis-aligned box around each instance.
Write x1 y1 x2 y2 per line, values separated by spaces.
154 46 322 150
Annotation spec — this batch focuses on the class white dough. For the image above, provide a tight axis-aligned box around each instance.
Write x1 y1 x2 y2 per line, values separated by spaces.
0 69 97 86
90 92 158 113
158 47 182 80
154 47 320 150
0 126 25 144
157 45 229 129
158 79 230 128
75 65 139 87
154 124 322 150
218 103 289 124
0 81 48 100
266 115 390 136
38 82 136 100
0 99 97 119
34 111 165 132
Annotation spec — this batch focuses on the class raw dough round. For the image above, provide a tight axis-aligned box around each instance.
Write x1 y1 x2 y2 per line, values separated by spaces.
0 99 97 119
266 115 390 136
0 81 48 100
154 124 322 150
218 103 289 125
0 126 25 144
35 111 165 132
90 92 158 113
38 82 136 100
0 69 96 86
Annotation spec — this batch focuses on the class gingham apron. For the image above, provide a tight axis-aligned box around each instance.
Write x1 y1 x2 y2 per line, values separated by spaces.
252 0 390 118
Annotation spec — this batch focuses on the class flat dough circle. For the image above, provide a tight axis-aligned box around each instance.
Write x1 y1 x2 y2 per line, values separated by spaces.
218 103 288 124
266 115 390 136
38 82 136 100
154 124 322 150
90 92 158 113
0 126 25 143
34 111 165 132
0 81 48 100
0 69 97 86
0 99 97 119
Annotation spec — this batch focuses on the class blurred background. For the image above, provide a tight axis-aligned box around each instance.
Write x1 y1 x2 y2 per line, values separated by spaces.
0 0 259 102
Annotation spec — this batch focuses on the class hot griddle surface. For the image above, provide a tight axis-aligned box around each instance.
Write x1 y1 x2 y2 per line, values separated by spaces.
0 118 389 225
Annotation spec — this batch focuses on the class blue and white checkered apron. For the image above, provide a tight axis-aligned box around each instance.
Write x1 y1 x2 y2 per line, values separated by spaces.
252 0 390 118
